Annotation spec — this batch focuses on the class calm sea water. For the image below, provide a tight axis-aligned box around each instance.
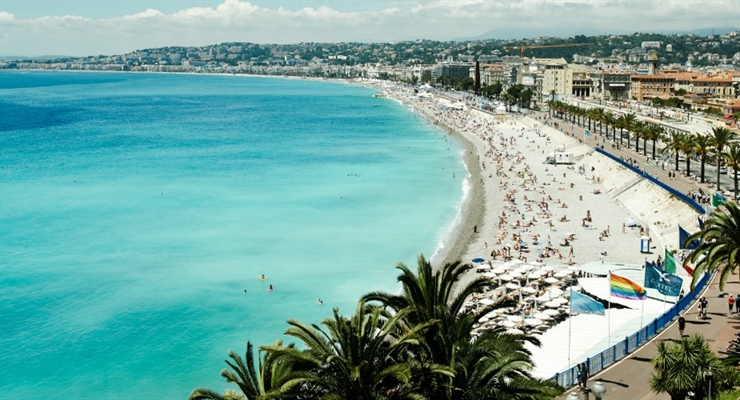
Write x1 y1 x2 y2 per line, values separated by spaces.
0 71 466 398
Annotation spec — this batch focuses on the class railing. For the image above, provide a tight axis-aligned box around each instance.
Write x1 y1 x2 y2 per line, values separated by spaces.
551 272 711 388
594 147 706 214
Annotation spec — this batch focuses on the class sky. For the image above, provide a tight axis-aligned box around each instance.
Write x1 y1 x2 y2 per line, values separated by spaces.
0 0 738 57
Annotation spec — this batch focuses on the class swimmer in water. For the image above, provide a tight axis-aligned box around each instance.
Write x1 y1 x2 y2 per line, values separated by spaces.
268 284 274 291
260 274 266 280
317 298 323 305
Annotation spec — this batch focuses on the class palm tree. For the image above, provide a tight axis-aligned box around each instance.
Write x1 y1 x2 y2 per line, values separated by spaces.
686 201 740 289
622 113 637 147
632 121 645 153
189 341 304 400
650 334 732 400
693 133 713 184
276 301 440 399
661 131 685 172
678 133 696 177
645 125 664 159
363 255 560 399
722 143 740 201
602 113 617 142
710 126 737 191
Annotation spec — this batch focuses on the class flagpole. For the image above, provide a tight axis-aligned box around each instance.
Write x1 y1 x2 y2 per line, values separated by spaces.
608 270 612 348
568 289 573 368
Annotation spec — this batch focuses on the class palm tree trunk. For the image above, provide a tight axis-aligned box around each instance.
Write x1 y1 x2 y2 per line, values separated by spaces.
675 154 679 171
652 139 657 160
635 136 639 153
735 170 738 202
643 138 648 157
686 158 691 177
700 158 705 183
718 157 722 192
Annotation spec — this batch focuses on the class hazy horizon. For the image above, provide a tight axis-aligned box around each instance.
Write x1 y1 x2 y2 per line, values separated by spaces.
1 0 738 57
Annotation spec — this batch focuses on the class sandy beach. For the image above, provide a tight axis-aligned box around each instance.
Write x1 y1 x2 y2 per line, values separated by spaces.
368 81 704 377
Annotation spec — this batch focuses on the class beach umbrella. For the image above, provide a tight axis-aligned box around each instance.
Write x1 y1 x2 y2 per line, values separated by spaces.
568 264 581 271
476 264 491 272
510 259 524 265
483 272 498 278
544 277 559 284
499 274 514 281
501 320 516 328
521 286 538 294
506 328 525 335
505 283 521 290
526 272 540 280
507 315 523 322
554 270 572 278
625 217 637 227
554 297 569 305
533 312 552 320
543 309 560 316
479 316 491 323
525 318 543 326
522 264 536 271
544 300 560 308
492 266 508 274
472 257 485 263
513 266 528 275
541 265 555 272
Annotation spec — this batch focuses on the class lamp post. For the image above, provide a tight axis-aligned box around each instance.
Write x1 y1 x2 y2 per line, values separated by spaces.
590 381 607 400
567 392 581 400
704 369 713 400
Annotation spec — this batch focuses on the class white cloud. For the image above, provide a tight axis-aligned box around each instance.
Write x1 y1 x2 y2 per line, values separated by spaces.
0 0 736 56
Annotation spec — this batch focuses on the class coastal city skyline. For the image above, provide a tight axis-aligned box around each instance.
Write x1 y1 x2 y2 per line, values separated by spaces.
1 0 738 57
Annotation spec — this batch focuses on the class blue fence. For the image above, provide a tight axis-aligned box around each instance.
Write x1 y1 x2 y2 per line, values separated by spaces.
594 147 706 214
551 272 711 388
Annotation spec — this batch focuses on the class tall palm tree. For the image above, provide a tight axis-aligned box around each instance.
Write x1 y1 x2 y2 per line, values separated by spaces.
650 334 731 400
678 133 696 177
645 125 663 159
602 113 617 142
723 143 740 201
661 131 685 172
189 341 304 400
632 121 645 153
693 133 713 184
622 113 637 147
686 201 740 289
710 126 737 191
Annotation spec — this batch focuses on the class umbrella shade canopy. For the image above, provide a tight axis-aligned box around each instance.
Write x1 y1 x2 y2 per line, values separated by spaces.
479 316 491 323
510 259 525 264
472 258 486 263
506 315 523 322
533 312 552 320
492 266 508 274
505 283 521 290
543 309 561 316
506 328 525 335
476 265 492 271
546 288 565 298
554 297 569 305
513 267 528 275
524 318 543 326
544 277 560 284
554 270 572 278
501 320 516 328
544 301 560 308
499 274 515 281
541 266 555 272
483 272 498 278
522 264 537 271
625 217 637 227
521 287 538 294
568 265 581 271
526 273 541 280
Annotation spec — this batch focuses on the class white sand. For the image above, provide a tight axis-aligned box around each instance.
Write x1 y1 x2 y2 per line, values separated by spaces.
372 82 700 379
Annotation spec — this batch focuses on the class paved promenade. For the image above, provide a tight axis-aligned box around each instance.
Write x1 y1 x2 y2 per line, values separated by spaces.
537 111 738 399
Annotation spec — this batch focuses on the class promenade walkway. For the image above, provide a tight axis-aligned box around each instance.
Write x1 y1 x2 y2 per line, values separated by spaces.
533 111 738 399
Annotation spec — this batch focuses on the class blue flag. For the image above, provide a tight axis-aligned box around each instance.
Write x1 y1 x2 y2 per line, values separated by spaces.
644 263 682 296
678 225 700 250
570 289 605 316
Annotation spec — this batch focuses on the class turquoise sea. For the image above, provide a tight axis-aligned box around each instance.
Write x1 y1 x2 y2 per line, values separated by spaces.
0 71 466 398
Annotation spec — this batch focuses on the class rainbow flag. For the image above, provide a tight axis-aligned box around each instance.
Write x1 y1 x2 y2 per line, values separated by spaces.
610 273 647 300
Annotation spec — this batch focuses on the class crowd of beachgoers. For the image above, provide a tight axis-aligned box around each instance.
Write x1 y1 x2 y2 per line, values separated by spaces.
359 81 706 341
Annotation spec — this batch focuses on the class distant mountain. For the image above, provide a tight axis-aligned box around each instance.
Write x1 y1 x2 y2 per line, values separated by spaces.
0 55 72 61
462 26 739 42
459 27 612 41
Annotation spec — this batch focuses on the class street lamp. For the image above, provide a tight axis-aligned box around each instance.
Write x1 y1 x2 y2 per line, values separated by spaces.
567 392 581 400
591 381 607 400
